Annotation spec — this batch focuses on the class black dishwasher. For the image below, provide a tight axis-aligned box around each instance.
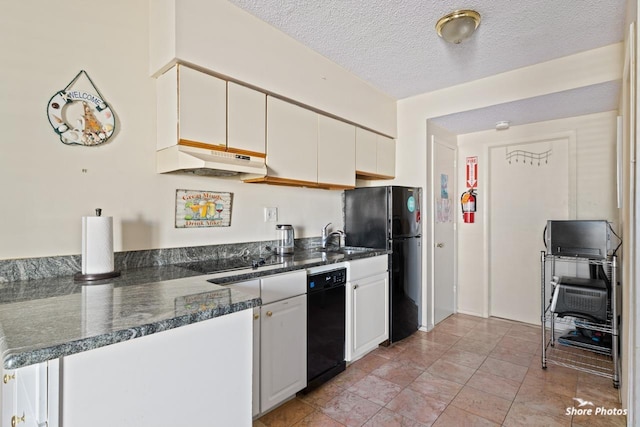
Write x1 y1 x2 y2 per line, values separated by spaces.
304 267 347 392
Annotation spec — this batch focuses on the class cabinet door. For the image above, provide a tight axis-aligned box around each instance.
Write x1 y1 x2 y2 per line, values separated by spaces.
266 97 318 183
318 115 356 187
376 136 396 178
228 82 266 156
179 65 226 148
2 370 16 427
260 294 307 413
2 364 47 427
349 273 389 361
252 307 261 417
355 128 377 175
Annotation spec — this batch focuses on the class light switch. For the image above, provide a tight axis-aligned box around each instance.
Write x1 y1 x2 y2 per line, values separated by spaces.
264 207 278 222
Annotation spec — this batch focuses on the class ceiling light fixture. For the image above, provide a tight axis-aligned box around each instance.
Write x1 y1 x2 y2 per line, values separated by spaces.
436 10 481 44
495 121 510 130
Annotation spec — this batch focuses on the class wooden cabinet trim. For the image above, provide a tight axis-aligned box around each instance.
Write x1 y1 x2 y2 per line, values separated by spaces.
178 139 266 158
244 176 354 190
355 170 395 180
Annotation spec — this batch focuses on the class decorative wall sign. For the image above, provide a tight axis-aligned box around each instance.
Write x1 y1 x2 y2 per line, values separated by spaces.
175 189 233 228
46 70 116 146
466 156 478 188
436 173 452 223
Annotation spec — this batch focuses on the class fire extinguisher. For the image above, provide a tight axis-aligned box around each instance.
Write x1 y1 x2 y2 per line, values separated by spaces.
460 188 477 223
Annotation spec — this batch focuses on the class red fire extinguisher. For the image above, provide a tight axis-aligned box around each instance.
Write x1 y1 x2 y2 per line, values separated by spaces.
460 188 477 223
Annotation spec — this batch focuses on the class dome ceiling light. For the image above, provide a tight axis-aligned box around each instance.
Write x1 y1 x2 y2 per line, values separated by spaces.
436 9 481 44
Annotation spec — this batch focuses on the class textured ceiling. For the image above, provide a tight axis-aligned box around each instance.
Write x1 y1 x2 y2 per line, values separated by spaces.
228 0 626 133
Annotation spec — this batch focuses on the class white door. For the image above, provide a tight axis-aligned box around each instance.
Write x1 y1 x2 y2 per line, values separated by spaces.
489 138 571 324
432 137 456 325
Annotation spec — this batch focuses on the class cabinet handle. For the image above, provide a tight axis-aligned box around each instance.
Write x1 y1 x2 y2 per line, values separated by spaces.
11 413 25 427
353 284 359 290
3 373 15 384
266 311 273 317
436 242 445 248
254 313 260 320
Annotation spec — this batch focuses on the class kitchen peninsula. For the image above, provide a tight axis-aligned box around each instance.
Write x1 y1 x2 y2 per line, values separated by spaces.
0 245 387 427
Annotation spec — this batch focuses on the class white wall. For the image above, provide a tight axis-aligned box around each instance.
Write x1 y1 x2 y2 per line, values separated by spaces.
0 1 354 260
456 111 618 319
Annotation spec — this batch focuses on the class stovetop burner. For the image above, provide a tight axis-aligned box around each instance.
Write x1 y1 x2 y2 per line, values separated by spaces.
178 255 283 275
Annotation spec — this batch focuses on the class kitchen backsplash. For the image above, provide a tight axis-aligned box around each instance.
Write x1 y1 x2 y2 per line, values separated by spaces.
0 238 320 283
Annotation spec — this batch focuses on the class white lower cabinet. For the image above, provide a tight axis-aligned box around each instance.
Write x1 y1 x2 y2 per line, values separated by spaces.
346 256 389 362
259 294 307 413
2 362 55 427
251 270 307 416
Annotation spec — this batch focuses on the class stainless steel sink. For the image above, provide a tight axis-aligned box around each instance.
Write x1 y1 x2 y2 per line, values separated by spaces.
338 246 372 255
314 246 372 255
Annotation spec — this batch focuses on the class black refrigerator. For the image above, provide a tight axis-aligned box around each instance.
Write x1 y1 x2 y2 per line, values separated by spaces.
344 186 422 343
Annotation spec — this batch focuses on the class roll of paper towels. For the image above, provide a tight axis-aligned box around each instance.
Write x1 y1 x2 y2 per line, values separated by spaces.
82 215 114 275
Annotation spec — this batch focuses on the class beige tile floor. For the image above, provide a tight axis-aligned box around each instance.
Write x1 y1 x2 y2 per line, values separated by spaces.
254 314 626 427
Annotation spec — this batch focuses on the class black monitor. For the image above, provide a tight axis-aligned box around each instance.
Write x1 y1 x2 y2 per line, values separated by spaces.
546 220 610 259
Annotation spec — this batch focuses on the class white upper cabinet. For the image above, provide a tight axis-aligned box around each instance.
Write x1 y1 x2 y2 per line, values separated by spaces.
355 128 378 175
376 135 396 178
227 82 266 156
252 97 358 189
156 64 226 150
179 65 226 147
265 97 318 184
318 115 356 188
355 128 395 179
178 65 226 147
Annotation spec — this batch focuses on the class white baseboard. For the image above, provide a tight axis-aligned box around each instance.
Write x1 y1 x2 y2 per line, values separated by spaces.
456 309 487 318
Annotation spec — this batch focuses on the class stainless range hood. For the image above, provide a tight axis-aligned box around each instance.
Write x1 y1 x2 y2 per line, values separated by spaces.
157 145 267 178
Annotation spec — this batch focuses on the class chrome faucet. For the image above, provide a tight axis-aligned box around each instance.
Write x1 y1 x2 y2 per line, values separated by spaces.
321 223 345 249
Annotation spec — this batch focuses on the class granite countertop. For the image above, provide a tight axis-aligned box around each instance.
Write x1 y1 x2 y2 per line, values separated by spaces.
0 247 388 370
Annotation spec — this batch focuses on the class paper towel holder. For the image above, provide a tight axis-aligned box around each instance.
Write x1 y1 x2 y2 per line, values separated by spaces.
74 208 121 283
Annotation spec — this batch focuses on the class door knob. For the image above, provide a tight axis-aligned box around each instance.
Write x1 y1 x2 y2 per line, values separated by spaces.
11 413 25 427
436 242 445 248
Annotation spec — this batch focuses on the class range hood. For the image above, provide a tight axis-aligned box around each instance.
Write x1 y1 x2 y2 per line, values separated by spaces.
157 145 267 178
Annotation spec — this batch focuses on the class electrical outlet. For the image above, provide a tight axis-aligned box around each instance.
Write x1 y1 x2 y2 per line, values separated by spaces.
264 207 278 222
